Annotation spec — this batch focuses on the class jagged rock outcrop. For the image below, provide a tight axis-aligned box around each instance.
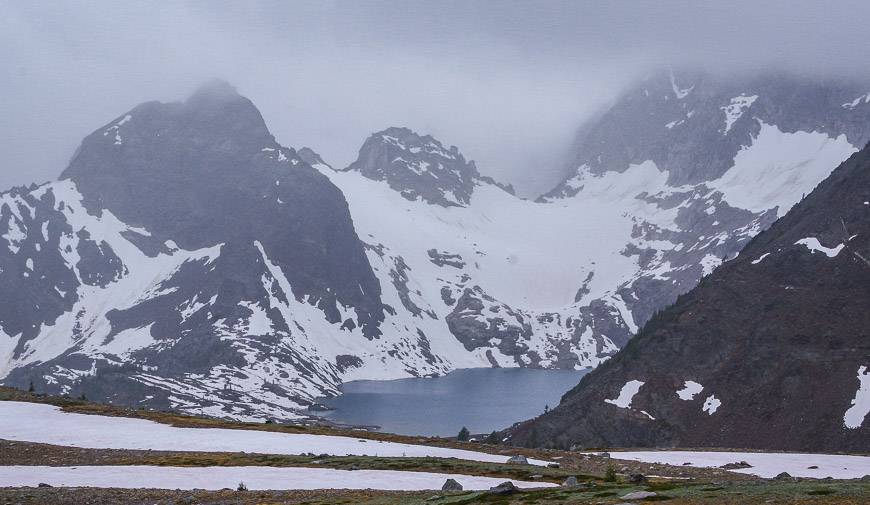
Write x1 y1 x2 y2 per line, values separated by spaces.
346 127 513 207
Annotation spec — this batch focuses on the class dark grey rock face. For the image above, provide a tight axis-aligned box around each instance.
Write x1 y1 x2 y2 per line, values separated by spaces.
444 286 627 369
427 249 465 269
508 146 870 452
62 80 384 336
0 185 83 354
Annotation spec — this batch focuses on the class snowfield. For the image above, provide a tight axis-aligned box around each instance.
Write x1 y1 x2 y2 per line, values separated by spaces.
609 451 870 479
0 465 555 491
707 122 856 217
0 402 548 466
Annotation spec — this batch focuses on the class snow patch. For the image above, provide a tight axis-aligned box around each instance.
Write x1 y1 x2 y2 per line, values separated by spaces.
607 450 870 479
0 402 551 466
795 237 844 258
702 395 721 415
842 93 870 110
0 465 554 491
720 95 758 134
669 71 694 99
708 122 856 217
843 365 869 429
604 380 645 409
751 253 770 265
700 254 721 276
676 380 704 400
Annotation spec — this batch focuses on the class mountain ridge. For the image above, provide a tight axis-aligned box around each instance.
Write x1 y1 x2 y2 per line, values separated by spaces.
506 142 870 451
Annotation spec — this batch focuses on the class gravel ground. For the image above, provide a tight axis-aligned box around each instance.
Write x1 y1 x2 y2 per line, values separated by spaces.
0 487 425 505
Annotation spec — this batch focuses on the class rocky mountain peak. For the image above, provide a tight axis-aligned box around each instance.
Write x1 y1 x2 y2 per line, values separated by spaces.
345 127 484 207
62 81 277 188
55 81 384 331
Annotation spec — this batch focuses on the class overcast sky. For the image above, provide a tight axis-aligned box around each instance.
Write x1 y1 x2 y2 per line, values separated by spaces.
4 1 870 196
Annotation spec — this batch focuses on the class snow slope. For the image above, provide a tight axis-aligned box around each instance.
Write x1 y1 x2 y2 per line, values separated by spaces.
0 402 548 466
0 466 555 491
707 122 856 216
609 451 870 479
317 110 858 374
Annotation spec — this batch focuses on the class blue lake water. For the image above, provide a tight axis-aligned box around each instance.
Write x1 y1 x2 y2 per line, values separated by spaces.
311 368 590 437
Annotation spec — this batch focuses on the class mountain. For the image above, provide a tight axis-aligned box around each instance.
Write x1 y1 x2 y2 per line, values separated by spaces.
506 142 870 452
3 71 870 422
0 82 393 419
0 83 621 420
313 127 629 371
537 69 870 343
315 71 870 375
344 126 514 206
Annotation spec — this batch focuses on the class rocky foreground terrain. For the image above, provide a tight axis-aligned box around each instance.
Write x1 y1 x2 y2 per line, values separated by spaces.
0 389 868 504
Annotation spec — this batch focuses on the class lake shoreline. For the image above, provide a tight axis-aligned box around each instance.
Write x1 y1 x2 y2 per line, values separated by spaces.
307 368 591 437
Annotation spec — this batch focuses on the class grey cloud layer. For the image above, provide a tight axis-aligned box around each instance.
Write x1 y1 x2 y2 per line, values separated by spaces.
3 0 870 195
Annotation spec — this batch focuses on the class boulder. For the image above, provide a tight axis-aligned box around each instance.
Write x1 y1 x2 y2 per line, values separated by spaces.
720 461 752 470
441 478 463 491
621 491 657 500
547 462 561 468
627 473 647 483
506 455 529 465
488 481 519 495
562 476 579 487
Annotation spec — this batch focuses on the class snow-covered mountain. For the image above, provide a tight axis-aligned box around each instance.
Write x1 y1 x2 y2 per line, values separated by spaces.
507 140 870 452
313 127 629 371
537 70 870 338
312 70 870 379
1 82 398 420
2 71 870 422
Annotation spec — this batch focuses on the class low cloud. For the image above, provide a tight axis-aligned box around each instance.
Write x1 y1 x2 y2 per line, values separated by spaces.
4 1 870 196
